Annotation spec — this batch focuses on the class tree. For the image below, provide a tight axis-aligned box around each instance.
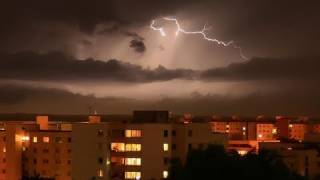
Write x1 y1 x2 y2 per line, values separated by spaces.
169 144 305 180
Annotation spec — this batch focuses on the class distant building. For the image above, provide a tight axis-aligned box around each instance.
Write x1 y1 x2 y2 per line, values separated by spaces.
260 142 320 179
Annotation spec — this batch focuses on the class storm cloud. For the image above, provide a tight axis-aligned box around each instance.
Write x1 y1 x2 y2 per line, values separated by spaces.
1 0 320 115
0 52 195 82
202 57 320 82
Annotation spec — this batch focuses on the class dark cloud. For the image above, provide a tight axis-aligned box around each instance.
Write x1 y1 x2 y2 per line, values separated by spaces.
201 57 320 82
0 52 195 82
0 83 149 114
1 51 320 84
130 39 146 53
124 31 146 53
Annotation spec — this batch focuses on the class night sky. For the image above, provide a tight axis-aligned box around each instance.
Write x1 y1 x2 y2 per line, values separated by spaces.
1 0 320 115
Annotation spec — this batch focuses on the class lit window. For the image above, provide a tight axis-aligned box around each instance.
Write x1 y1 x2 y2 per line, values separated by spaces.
125 130 142 138
125 172 141 179
125 144 142 152
21 136 30 142
258 134 262 138
242 127 246 131
163 171 169 178
2 147 5 153
226 124 230 128
125 158 141 166
33 137 38 143
163 143 169 151
98 169 103 177
43 137 50 143
111 143 125 152
289 124 293 128
272 128 277 134
237 150 248 156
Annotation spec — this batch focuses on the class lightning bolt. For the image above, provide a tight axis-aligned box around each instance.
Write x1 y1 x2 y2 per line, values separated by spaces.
150 17 248 60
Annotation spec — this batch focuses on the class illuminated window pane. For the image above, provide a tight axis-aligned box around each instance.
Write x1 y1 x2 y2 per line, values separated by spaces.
98 169 103 177
125 158 141 166
125 172 141 179
125 144 141 152
163 143 169 151
33 137 38 143
125 130 142 138
22 136 30 141
237 150 248 156
111 143 125 152
272 128 277 134
163 171 169 178
43 137 50 143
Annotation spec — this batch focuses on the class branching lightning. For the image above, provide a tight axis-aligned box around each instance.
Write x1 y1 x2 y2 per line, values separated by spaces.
150 17 248 60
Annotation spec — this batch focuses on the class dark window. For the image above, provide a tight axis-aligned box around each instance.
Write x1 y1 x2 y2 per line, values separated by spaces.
188 144 192 150
3 137 5 142
55 137 62 143
98 157 103 164
22 157 28 162
164 157 169 165
2 158 5 163
111 129 125 138
67 160 71 164
33 148 37 153
55 148 60 153
33 158 37 164
43 149 49 153
305 156 309 166
2 169 5 174
68 137 72 142
172 144 176 151
42 159 49 164
164 130 168 137
98 130 104 136
172 130 176 137
67 149 72 153
188 130 192 137
199 143 204 149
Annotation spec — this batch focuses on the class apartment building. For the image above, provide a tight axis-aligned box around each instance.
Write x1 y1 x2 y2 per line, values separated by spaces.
210 116 278 141
0 116 72 180
72 112 227 180
0 127 5 180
